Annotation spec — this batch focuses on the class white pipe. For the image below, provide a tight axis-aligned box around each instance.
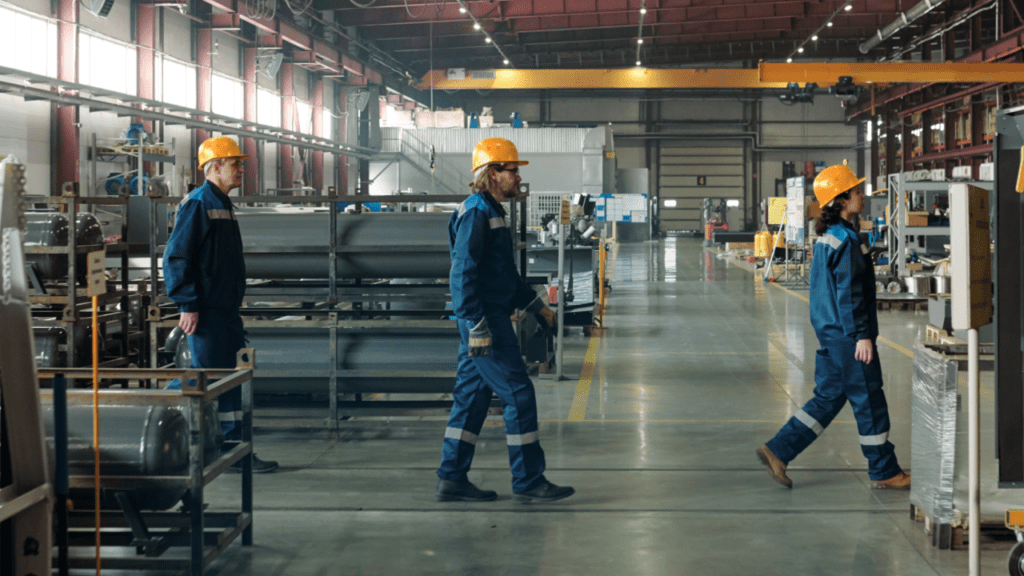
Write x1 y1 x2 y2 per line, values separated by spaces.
556 222 565 380
968 326 980 576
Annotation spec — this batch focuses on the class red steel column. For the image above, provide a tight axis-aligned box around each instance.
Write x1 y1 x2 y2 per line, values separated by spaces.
312 78 324 193
56 0 78 195
137 4 156 177
243 47 258 196
195 28 213 183
279 62 294 191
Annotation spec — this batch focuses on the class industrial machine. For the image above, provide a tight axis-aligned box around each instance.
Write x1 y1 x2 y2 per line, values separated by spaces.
702 198 730 246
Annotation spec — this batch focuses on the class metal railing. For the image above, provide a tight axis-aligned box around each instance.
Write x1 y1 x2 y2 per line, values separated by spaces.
380 129 466 196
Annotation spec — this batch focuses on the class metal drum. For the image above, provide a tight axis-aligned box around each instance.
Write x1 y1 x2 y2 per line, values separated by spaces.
33 326 105 368
235 210 452 279
931 275 951 294
24 211 104 281
905 275 932 295
42 403 222 510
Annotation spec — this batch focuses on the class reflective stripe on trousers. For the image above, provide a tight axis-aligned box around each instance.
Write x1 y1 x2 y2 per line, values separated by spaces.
765 341 902 481
437 314 547 493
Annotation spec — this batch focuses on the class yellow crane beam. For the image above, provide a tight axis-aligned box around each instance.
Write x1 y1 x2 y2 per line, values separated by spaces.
416 62 1024 91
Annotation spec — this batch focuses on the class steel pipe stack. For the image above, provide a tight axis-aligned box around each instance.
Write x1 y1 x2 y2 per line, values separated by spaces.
235 210 451 280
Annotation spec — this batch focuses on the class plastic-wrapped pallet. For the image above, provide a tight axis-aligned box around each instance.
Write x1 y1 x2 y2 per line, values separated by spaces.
910 343 959 533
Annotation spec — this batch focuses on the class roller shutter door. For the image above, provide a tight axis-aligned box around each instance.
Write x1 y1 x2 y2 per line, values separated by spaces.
657 144 744 234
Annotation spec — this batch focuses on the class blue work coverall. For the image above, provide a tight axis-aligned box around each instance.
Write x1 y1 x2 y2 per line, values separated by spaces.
163 180 247 442
766 219 902 481
438 192 548 494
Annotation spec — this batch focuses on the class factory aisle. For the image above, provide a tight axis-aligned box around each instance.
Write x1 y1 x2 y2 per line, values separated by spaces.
198 237 999 576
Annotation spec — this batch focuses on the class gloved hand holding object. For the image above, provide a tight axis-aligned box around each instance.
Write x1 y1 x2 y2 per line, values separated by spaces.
525 297 558 330
468 318 492 357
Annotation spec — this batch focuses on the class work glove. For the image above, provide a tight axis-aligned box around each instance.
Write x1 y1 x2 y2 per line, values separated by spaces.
525 297 558 330
468 317 492 357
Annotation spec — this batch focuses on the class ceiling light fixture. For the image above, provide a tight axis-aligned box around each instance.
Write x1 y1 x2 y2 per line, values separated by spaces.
634 0 647 68
455 0 513 69
785 0 851 62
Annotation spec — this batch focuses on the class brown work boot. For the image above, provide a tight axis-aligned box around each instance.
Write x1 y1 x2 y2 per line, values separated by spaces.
756 445 792 488
872 470 911 490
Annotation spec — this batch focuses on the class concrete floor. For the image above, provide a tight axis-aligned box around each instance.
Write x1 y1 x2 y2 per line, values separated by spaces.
188 236 1011 576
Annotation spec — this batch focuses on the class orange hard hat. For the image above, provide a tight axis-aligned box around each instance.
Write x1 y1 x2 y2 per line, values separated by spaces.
813 161 865 207
197 136 248 168
471 137 529 173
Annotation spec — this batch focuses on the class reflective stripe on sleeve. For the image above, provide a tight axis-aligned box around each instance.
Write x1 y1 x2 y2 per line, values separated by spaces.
860 244 869 255
206 209 236 220
860 432 889 446
468 337 491 347
489 217 506 229
818 233 843 250
795 409 824 436
445 427 479 445
507 431 538 446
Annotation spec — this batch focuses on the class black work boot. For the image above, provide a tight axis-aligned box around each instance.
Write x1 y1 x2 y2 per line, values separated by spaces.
229 454 279 474
436 479 498 502
513 481 575 503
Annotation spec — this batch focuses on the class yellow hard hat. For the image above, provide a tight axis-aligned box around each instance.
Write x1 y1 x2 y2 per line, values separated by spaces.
471 137 529 173
197 136 248 168
813 161 865 207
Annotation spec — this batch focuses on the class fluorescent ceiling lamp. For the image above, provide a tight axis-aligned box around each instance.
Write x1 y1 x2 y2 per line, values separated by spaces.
797 47 804 53
636 60 641 66
640 7 646 14
473 22 481 30
485 37 491 43
726 199 740 207
637 38 643 44
827 21 833 26
458 6 466 12
664 199 677 207
503 59 509 65
787 57 793 62
844 3 852 10
811 35 818 41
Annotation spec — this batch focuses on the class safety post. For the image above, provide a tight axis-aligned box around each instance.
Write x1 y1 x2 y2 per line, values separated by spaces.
949 183 991 576
555 195 570 380
87 248 105 576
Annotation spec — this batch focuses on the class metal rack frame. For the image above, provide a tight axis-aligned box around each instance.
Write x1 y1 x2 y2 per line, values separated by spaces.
147 189 529 427
37 358 256 576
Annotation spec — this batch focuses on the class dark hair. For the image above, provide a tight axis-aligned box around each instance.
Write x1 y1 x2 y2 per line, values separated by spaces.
813 191 850 236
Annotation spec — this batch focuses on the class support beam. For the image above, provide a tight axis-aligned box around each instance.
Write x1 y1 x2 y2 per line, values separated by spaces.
279 63 295 192
196 27 213 184
243 47 258 196
56 0 79 195
137 3 157 178
313 79 324 193
419 62 1024 91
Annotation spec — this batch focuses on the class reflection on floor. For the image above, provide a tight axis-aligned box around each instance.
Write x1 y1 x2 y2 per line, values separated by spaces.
188 237 1000 576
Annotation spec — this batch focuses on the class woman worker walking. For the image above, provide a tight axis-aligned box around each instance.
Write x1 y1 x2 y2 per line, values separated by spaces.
756 161 911 490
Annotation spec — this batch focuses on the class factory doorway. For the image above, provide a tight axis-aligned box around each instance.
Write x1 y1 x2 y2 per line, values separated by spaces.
657 143 745 235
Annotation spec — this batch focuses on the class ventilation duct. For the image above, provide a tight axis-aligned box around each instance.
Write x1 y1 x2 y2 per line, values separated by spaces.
859 0 948 55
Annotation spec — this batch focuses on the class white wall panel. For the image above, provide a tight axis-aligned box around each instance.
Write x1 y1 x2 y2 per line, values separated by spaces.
162 10 193 63
0 95 50 195
211 32 239 76
7 0 49 14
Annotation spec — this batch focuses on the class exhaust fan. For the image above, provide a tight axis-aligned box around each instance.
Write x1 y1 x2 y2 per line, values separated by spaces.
85 0 115 18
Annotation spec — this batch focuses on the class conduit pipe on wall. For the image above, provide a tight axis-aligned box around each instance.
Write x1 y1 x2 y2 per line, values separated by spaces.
859 0 950 54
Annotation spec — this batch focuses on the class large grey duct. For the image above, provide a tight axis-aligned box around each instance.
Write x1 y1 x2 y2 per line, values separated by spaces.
24 211 104 280
40 403 221 510
236 210 452 280
173 326 459 395
859 0 948 54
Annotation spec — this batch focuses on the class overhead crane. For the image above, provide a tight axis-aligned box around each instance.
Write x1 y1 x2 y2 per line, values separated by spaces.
417 62 1024 90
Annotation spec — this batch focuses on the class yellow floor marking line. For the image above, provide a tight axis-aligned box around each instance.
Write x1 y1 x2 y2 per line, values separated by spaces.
605 351 769 357
877 336 914 359
567 333 601 421
766 281 915 360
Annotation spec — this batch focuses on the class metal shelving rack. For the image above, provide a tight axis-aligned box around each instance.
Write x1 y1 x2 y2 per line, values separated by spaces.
885 173 991 278
148 188 530 428
24 183 134 369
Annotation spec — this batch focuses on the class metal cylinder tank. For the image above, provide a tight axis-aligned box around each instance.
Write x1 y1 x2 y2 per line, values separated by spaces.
174 326 459 395
33 326 105 368
24 211 104 281
41 402 221 510
235 210 452 279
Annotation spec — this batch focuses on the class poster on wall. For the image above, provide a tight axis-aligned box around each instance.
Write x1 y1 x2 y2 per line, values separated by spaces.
786 176 806 245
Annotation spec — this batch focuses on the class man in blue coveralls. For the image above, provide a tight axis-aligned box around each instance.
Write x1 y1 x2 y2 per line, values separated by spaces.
164 136 278 473
436 137 574 503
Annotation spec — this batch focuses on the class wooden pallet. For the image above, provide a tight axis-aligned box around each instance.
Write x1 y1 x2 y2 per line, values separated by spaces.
925 324 947 341
911 504 1017 550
